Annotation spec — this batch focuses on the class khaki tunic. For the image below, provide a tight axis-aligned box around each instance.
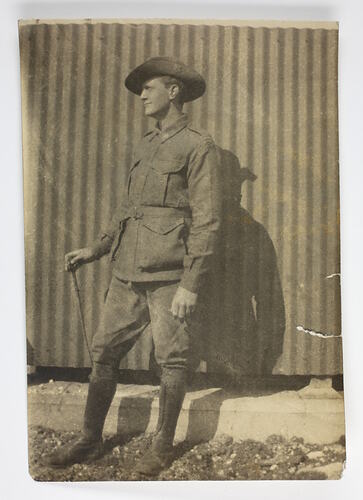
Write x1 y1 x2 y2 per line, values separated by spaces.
95 113 221 293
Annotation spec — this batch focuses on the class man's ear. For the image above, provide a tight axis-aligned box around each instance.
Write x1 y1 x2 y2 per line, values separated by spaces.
169 83 180 101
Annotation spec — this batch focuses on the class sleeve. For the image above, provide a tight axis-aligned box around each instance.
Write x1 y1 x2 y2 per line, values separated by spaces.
179 136 222 293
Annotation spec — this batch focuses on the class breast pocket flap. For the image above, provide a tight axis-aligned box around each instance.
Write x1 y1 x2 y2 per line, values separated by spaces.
152 158 186 175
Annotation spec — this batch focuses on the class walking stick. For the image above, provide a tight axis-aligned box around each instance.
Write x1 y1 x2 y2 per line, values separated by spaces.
71 268 93 364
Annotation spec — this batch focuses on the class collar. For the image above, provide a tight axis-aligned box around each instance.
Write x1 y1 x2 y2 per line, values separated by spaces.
147 113 189 143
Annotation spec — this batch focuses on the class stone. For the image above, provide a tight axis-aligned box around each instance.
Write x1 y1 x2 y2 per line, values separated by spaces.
307 450 324 460
290 451 307 465
299 462 344 480
260 458 275 467
298 378 342 400
28 382 346 445
214 434 233 446
328 443 345 454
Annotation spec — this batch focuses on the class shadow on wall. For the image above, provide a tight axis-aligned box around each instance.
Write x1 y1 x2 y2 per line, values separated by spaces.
190 147 286 380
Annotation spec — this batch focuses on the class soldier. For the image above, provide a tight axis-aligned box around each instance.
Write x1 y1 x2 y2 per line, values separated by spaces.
45 57 222 476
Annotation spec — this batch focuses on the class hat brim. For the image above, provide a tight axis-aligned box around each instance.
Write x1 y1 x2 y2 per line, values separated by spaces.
125 58 206 103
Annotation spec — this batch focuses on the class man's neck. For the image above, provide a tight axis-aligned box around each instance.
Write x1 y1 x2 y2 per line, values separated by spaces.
157 106 184 131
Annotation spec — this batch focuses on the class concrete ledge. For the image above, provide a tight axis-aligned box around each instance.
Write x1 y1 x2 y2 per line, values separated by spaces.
28 379 345 445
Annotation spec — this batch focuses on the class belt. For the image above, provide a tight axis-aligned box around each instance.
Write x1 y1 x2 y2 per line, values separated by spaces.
124 205 191 221
111 205 191 261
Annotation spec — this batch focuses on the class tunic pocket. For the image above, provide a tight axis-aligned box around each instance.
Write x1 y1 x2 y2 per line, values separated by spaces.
144 157 186 207
138 217 187 272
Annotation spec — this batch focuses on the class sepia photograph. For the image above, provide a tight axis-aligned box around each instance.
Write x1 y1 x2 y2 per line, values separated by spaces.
19 18 345 481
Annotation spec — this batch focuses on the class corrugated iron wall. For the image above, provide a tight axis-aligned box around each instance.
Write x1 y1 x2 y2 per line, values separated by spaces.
20 21 342 375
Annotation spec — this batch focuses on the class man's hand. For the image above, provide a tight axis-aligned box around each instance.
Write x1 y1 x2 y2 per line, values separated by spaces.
171 286 198 321
65 247 96 272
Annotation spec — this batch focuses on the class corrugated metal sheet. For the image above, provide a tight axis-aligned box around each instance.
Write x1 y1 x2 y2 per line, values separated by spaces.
20 21 342 375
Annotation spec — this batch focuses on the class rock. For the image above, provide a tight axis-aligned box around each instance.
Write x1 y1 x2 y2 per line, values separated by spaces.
28 425 345 482
214 434 233 447
327 444 345 454
290 451 307 466
338 435 346 447
315 462 344 479
291 436 304 444
260 458 275 467
307 450 324 460
266 435 286 446
298 462 344 480
298 377 342 400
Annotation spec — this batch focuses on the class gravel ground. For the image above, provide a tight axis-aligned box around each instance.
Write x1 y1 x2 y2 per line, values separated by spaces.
28 427 346 481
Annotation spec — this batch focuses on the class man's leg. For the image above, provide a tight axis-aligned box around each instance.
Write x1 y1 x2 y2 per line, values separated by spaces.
134 281 190 476
152 366 187 449
45 277 150 467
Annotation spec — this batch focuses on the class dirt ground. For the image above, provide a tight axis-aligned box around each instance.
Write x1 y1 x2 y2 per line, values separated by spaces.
28 426 346 481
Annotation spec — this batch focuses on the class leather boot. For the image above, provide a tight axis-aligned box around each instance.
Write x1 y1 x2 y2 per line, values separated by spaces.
83 377 117 442
44 378 117 467
134 367 187 476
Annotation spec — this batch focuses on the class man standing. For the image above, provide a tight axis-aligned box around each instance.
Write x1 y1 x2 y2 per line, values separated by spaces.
46 57 221 476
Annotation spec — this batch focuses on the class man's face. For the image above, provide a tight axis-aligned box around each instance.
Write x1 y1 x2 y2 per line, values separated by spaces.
140 77 171 119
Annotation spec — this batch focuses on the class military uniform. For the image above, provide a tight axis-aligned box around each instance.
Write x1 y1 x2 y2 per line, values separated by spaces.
90 113 221 379
46 57 222 476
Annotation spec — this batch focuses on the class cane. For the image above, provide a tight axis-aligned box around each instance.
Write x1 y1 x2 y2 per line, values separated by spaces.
70 268 93 364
